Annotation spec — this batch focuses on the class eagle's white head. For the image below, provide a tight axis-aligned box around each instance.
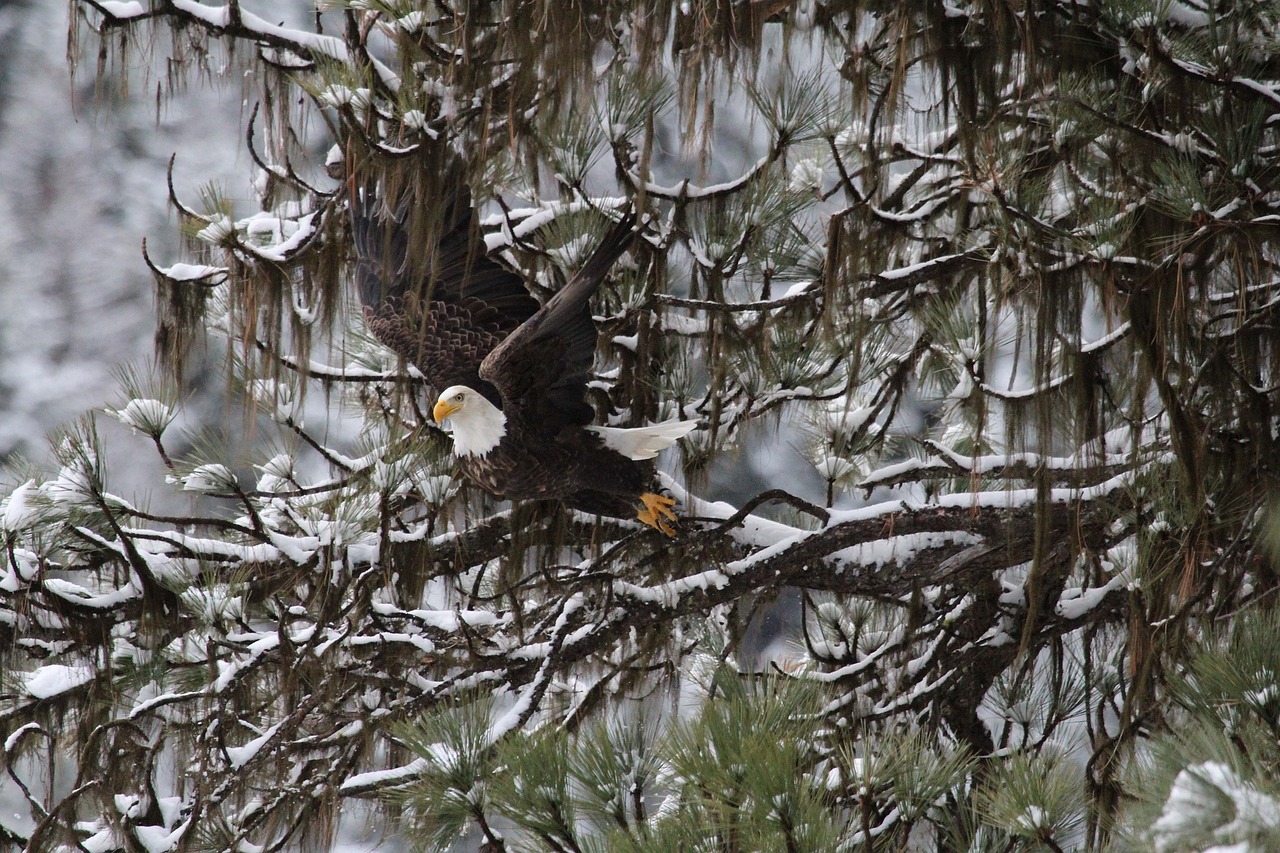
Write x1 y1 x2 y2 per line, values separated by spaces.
432 385 507 457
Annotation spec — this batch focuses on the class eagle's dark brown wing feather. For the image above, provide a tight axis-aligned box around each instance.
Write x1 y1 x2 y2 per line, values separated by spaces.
479 211 637 427
352 182 538 403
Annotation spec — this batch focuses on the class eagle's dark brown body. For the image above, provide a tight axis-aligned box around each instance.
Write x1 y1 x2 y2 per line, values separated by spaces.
456 418 648 519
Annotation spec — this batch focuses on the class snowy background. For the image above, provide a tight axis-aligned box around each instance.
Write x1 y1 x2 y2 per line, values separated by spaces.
0 0 252 469
0 7 396 846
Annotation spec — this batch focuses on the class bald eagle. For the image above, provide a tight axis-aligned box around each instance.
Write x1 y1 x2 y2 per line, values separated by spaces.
351 182 696 535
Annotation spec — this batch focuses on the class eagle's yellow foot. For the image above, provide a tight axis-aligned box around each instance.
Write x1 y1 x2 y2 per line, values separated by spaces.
637 492 678 537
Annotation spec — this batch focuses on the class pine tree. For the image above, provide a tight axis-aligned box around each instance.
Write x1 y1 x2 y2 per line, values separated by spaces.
3 0 1280 849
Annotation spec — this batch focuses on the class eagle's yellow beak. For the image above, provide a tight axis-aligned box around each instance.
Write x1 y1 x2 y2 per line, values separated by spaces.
433 399 462 424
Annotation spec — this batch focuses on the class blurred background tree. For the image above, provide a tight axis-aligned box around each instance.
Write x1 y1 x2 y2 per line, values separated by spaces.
2 0 1280 850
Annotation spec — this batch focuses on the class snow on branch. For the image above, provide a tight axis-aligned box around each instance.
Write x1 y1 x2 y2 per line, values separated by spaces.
79 0 368 78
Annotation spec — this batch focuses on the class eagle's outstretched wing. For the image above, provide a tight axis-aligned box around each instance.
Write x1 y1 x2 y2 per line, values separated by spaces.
351 182 539 404
479 210 637 428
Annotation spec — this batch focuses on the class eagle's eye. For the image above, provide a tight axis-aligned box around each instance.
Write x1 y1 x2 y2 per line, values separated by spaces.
454 393 464 401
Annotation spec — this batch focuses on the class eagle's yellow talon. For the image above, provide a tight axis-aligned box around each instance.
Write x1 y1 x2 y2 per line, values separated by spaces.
638 493 679 537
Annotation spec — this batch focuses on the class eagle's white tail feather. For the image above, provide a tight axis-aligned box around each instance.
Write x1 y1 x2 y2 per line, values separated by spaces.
589 419 698 461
